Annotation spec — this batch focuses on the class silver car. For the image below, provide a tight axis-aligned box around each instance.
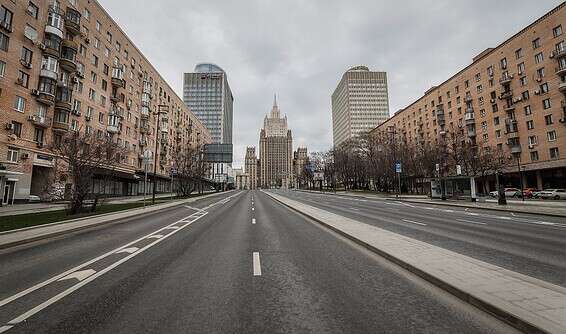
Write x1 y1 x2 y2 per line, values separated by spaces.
538 189 566 200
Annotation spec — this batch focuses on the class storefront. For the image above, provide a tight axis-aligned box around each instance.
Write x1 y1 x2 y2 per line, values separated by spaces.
0 169 24 206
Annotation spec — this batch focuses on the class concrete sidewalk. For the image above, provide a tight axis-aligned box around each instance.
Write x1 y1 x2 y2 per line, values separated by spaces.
0 192 215 217
296 189 566 218
267 191 566 334
0 191 231 250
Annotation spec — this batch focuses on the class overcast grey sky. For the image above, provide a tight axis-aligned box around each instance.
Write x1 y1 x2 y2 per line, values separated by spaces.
99 0 563 167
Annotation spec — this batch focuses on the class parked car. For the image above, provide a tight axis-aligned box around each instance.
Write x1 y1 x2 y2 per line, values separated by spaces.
522 188 540 199
489 188 521 198
28 195 41 203
538 189 566 200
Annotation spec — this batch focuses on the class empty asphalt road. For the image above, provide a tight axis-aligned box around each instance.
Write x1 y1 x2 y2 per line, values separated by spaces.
0 190 518 333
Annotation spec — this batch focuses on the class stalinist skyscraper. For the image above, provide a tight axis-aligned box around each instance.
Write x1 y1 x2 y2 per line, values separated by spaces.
259 96 293 188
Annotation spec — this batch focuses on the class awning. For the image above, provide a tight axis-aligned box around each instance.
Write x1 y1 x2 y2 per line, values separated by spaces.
135 171 171 181
93 167 138 181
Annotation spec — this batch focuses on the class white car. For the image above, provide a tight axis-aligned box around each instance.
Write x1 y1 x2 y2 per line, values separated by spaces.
489 188 521 198
538 189 566 200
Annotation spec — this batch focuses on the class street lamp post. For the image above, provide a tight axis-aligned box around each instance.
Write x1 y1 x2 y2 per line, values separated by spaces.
516 153 525 202
152 105 169 205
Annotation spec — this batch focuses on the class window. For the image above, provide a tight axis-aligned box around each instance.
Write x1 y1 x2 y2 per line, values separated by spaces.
27 2 39 19
86 106 93 119
72 99 81 113
494 116 500 125
104 47 110 58
103 64 109 75
487 65 494 77
100 95 106 106
515 48 523 59
540 82 549 94
530 151 539 161
535 52 544 64
11 121 22 137
88 88 96 101
6 149 18 163
14 96 26 112
91 54 98 67
495 129 501 138
532 38 541 49
34 127 44 144
475 73 481 82
90 71 97 84
71 119 78 131
522 91 530 100
517 62 525 75
536 67 545 79
101 79 107 91
528 135 538 146
476 85 482 93
21 47 33 65
18 71 29 88
526 120 534 130
464 80 469 88
500 57 507 70
98 112 104 123
96 20 101 31
115 41 121 52
547 130 557 141
545 114 553 125
94 37 100 49
0 5 13 29
79 44 86 57
106 31 112 42
543 98 551 109
524 105 532 116
519 76 527 86
550 147 560 159
0 32 9 51
83 8 90 20
0 59 5 77
553 25 563 38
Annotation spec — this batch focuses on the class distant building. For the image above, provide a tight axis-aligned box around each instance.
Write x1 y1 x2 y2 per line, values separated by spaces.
183 63 234 182
259 96 293 188
245 147 258 189
293 147 308 188
332 66 389 146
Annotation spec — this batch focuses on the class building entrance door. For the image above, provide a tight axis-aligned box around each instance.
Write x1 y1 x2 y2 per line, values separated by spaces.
3 181 14 205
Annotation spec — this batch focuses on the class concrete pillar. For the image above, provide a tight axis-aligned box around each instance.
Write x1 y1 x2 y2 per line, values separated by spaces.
522 172 529 189
536 170 543 190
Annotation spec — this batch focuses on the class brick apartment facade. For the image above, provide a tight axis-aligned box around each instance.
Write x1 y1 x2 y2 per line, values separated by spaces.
371 2 566 191
0 0 210 204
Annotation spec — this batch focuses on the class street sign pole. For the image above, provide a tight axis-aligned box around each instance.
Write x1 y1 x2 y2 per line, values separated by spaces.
395 163 402 198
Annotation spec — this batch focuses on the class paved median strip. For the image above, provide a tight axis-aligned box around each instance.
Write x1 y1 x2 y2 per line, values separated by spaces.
264 191 566 334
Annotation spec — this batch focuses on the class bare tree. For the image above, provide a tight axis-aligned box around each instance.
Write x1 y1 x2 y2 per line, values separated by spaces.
172 144 206 197
50 129 126 215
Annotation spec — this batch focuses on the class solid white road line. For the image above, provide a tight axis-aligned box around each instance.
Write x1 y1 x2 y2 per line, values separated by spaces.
253 252 262 276
2 212 209 330
0 193 241 310
402 219 427 226
147 234 164 239
252 218 256 225
456 219 487 225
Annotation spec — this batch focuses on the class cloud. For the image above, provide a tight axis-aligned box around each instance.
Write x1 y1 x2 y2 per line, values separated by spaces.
98 0 563 167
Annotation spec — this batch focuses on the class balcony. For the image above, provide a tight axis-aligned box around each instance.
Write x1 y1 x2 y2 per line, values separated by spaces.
111 94 124 103
59 39 77 72
499 74 514 85
36 91 55 106
556 65 566 76
52 109 70 132
504 104 516 112
464 113 475 125
465 106 474 114
55 86 72 111
499 90 513 100
552 47 566 59
110 107 124 118
42 33 62 58
509 145 522 154
28 115 52 128
64 8 81 35
107 125 120 133
111 67 125 88
559 82 566 93
506 131 520 139
139 125 149 134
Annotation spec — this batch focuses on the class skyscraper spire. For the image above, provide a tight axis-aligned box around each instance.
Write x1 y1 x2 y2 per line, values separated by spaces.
273 93 277 108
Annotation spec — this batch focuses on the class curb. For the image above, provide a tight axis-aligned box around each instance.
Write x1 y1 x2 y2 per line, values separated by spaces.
264 191 550 334
0 191 231 250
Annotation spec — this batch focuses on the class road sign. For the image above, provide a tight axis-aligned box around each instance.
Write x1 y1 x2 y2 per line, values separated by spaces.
395 163 402 173
456 165 462 175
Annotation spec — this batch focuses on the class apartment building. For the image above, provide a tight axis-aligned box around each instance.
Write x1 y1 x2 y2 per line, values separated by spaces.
244 146 257 190
332 66 389 146
371 3 566 190
0 0 209 204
